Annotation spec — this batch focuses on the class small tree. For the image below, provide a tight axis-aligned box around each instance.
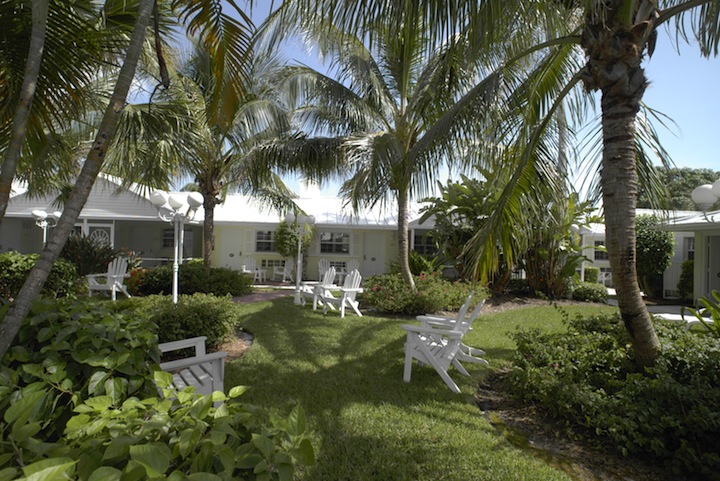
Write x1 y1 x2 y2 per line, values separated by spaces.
635 215 674 298
677 259 694 303
274 221 314 279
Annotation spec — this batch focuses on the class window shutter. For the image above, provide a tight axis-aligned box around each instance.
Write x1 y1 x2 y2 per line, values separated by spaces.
244 229 255 254
352 232 361 256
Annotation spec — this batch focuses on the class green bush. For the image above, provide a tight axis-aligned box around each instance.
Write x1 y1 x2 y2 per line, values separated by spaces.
677 259 694 302
388 251 445 276
131 263 253 297
505 278 531 296
59 234 118 277
571 281 608 303
131 293 242 349
584 266 599 284
507 313 720 478
0 251 84 300
0 298 314 480
362 272 477 315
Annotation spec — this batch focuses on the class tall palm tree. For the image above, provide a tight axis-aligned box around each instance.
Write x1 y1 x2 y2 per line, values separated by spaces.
273 0 720 366
270 14 506 288
0 0 255 359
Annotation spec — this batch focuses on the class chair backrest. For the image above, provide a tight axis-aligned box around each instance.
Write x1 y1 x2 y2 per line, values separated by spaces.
283 260 293 274
454 291 475 321
107 257 128 280
244 257 257 270
343 269 362 299
347 259 359 272
321 266 336 286
318 259 330 277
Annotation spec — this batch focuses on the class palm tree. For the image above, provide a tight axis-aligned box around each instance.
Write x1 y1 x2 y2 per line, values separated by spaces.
0 0 255 359
273 0 720 366
268 14 506 288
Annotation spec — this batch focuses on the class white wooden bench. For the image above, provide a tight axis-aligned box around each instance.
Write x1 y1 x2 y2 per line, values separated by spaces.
158 336 227 395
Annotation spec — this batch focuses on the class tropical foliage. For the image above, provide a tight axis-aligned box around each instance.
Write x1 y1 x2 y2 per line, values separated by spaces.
635 214 675 297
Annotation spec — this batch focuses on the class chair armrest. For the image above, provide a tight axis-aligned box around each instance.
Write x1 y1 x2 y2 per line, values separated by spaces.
339 288 363 293
86 273 105 280
401 324 463 339
159 350 227 372
159 336 208 356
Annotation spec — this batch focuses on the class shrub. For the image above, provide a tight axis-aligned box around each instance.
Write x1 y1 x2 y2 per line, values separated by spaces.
584 266 599 284
131 293 242 349
508 313 720 477
0 298 314 480
60 233 118 276
571 281 608 303
362 272 477 315
505 278 531 296
677 259 694 302
132 263 253 297
0 251 84 300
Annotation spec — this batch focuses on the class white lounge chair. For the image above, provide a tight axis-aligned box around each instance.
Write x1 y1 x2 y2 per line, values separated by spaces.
317 259 330 279
337 259 360 283
158 336 227 396
273 260 294 283
321 269 363 318
402 323 487 393
242 257 266 283
86 257 131 301
417 296 488 361
301 266 336 309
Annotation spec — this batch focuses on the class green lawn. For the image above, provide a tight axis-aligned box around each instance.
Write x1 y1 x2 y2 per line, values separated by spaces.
226 296 615 481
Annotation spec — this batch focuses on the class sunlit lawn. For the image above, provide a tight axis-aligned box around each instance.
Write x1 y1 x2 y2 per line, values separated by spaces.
226 296 616 481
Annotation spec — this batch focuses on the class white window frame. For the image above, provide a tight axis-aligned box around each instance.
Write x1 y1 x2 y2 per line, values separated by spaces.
594 241 608 260
255 230 276 252
319 231 351 255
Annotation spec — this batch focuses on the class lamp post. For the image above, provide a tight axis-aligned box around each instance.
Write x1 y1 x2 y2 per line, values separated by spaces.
150 191 204 303
31 209 62 245
285 212 315 305
691 179 720 215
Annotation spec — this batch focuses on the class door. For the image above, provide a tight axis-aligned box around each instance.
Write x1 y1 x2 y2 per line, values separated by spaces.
361 232 386 278
708 236 720 296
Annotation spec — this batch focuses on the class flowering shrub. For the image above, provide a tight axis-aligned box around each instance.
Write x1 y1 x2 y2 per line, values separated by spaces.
362 273 477 315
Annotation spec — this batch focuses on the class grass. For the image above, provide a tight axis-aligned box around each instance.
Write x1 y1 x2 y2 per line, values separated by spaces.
225 296 615 481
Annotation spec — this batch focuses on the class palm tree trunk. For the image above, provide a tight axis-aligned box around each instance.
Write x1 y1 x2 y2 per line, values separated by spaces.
600 83 660 369
202 192 216 269
397 189 415 289
0 0 49 227
0 0 155 359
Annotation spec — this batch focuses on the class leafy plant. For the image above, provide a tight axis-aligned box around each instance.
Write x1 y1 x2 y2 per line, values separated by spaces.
0 298 314 480
684 290 720 338
508 313 720 477
59 234 118 277
132 263 253 297
584 266 599 284
129 293 243 349
677 259 694 302
0 251 84 300
363 273 477 315
635 214 675 297
571 281 609 303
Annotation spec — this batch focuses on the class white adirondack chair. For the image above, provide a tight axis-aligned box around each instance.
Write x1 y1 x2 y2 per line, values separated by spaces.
301 266 335 309
158 336 227 396
86 257 131 301
272 260 294 283
321 269 363 318
402 324 471 393
242 257 265 283
416 296 488 360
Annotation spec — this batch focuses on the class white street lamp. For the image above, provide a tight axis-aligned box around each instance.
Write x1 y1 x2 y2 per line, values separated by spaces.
285 212 315 305
150 191 204 303
31 209 62 245
691 179 720 218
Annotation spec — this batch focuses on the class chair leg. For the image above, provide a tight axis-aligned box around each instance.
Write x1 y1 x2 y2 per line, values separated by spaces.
403 339 414 383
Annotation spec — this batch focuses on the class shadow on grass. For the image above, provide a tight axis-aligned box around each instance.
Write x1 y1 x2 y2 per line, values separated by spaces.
225 297 572 481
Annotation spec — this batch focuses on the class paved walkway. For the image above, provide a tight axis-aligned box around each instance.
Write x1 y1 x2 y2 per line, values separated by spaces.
233 288 293 303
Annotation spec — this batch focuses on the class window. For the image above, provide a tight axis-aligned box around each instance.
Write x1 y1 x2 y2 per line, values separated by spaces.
685 237 695 261
599 267 612 285
320 232 350 254
329 261 347 270
162 228 174 248
413 231 437 255
594 241 608 260
256 230 275 252
261 259 284 268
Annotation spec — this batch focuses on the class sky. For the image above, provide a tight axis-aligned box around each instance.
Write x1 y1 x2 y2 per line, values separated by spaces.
234 5 720 197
